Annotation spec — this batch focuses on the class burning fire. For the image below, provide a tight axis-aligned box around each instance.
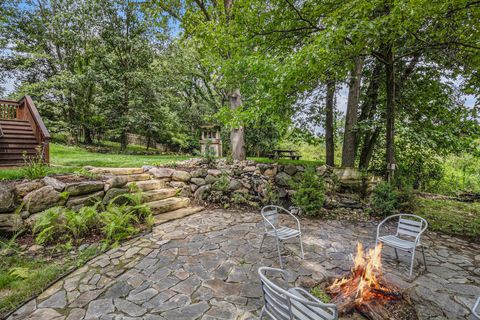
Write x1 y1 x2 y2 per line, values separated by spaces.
327 242 399 304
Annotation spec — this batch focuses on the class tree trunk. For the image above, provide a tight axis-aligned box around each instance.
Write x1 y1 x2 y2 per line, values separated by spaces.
385 45 396 181
120 130 128 152
359 127 380 169
357 62 382 169
325 80 336 166
84 126 93 145
229 88 246 160
341 56 364 167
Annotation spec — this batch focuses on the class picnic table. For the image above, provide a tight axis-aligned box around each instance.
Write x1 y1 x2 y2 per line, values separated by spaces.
267 149 301 160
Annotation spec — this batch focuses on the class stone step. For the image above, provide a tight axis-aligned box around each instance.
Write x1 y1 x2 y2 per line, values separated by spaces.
127 180 166 191
154 206 205 225
147 197 191 215
141 188 179 203
88 167 144 175
123 173 151 182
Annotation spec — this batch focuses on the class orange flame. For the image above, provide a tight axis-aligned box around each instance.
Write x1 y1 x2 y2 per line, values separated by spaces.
328 242 397 304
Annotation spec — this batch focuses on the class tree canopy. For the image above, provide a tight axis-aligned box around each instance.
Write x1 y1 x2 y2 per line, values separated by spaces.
1 0 478 186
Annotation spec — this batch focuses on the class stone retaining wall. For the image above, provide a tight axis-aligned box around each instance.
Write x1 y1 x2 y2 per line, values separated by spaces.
0 175 133 234
0 159 381 234
143 159 381 209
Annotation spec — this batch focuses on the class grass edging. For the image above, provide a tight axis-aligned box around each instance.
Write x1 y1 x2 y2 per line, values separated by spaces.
3 228 153 319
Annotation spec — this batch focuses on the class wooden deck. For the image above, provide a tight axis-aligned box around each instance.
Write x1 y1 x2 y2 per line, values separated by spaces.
0 96 50 167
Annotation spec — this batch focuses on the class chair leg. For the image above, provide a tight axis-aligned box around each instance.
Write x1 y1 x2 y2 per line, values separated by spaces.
409 249 416 278
394 248 399 260
275 237 283 268
259 233 267 253
299 234 305 259
259 306 266 319
421 245 427 271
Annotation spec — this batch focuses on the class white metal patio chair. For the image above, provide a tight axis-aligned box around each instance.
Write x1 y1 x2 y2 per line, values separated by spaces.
259 205 304 268
473 296 480 319
375 214 428 278
258 266 338 320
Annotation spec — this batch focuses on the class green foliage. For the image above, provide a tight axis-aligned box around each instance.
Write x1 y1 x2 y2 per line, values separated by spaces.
74 168 99 180
310 286 331 303
416 198 480 240
99 205 139 245
99 191 153 245
32 207 65 245
428 153 480 195
370 182 398 216
32 191 152 246
201 141 217 167
0 243 100 316
8 267 31 280
261 181 279 205
212 174 230 192
64 205 100 241
21 149 48 180
370 182 416 216
291 167 326 217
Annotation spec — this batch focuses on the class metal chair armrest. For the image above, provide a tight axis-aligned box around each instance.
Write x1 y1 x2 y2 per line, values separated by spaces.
285 208 302 232
414 219 429 244
472 296 480 318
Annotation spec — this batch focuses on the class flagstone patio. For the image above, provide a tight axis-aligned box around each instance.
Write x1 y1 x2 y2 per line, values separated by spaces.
8 209 480 320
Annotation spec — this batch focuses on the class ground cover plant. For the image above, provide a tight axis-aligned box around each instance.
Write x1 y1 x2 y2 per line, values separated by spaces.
0 240 100 317
0 192 153 317
415 198 480 241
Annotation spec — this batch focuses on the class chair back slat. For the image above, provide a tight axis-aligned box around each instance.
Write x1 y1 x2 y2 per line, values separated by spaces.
260 275 291 320
289 289 336 320
397 217 423 238
263 207 278 229
290 300 331 320
259 267 337 320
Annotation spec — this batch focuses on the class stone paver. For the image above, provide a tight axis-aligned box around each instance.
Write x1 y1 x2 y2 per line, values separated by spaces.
9 209 480 320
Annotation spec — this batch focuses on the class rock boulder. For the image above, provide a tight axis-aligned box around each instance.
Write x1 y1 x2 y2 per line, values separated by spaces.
65 181 104 196
24 186 61 213
0 185 15 213
172 171 191 182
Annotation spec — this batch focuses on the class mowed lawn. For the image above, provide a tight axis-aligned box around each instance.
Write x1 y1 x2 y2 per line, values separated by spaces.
0 143 191 180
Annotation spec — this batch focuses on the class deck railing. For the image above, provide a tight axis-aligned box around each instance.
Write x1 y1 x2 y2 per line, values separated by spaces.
0 99 19 120
0 96 50 163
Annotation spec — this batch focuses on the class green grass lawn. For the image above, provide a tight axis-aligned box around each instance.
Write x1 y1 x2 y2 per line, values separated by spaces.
0 143 191 180
0 245 99 317
415 198 480 240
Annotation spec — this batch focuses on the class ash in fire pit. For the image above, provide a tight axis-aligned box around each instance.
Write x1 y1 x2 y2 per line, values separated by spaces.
326 243 417 320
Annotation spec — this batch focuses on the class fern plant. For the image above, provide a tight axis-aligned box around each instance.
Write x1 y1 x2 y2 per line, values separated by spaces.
64 203 101 241
99 205 139 244
33 207 65 245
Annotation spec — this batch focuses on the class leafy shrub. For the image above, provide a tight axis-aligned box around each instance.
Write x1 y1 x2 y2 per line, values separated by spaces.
99 192 153 244
201 141 216 167
64 204 100 241
33 207 65 245
291 167 326 217
22 147 48 179
370 182 416 216
212 174 230 192
261 181 279 205
32 191 152 246
370 182 397 216
99 205 139 244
